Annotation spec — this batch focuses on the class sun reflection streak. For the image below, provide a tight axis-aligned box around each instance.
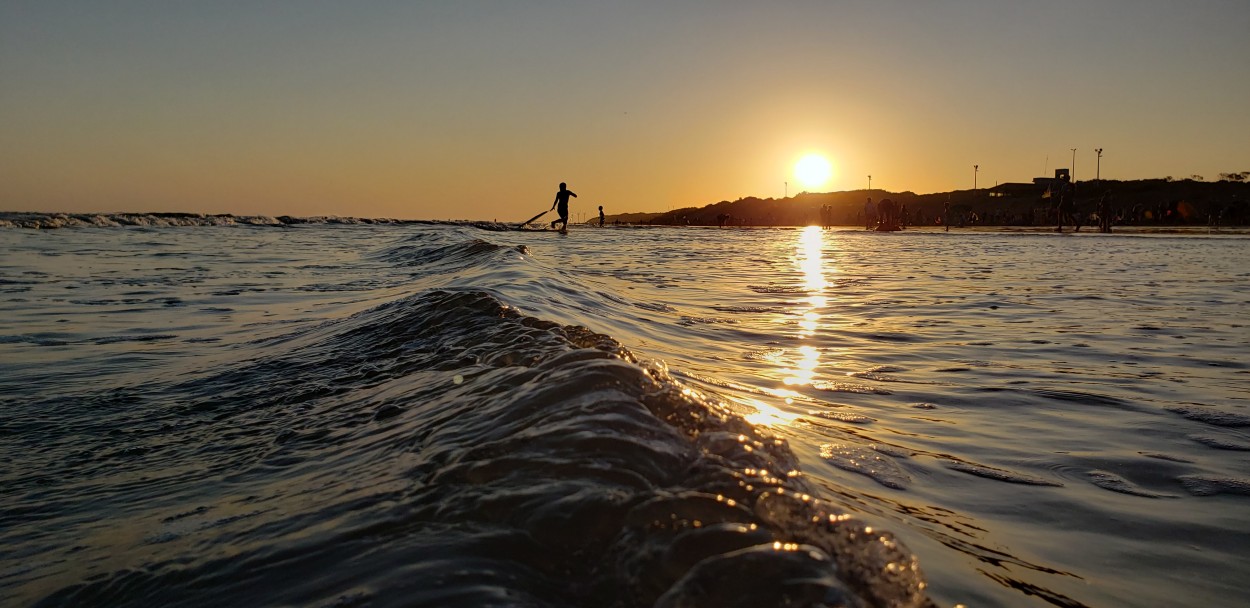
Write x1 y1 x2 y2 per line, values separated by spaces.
782 345 820 386
789 226 828 371
744 397 803 426
753 227 835 428
798 226 827 292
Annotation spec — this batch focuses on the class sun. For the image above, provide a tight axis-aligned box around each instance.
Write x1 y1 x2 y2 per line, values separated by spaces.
794 153 833 190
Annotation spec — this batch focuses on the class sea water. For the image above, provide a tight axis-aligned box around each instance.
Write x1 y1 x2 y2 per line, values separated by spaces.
1 221 1247 607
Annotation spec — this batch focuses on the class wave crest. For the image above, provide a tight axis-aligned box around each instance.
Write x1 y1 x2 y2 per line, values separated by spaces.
30 289 929 607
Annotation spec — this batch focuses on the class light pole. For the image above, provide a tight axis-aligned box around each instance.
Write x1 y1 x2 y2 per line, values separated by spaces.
1070 148 1077 181
1095 148 1103 183
868 175 872 193
785 181 788 198
973 164 979 194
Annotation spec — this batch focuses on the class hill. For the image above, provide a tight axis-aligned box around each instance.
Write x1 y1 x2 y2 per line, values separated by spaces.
635 178 1250 227
590 211 664 225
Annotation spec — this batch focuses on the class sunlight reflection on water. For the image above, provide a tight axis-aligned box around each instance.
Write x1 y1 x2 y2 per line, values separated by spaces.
743 396 803 427
781 226 828 392
542 226 1250 608
544 226 1250 608
798 225 828 293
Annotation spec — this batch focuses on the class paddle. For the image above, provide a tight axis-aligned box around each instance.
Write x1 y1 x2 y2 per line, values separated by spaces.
520 209 548 227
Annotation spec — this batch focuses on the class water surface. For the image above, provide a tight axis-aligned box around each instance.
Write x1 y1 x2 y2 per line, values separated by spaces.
2 223 1248 607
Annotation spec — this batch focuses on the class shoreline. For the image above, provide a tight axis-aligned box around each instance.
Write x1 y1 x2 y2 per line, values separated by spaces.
2 211 1247 234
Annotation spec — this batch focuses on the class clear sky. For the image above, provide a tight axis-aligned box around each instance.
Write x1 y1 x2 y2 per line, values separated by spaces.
3 0 1248 219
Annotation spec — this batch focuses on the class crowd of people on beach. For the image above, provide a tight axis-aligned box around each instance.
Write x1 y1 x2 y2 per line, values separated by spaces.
858 197 907 231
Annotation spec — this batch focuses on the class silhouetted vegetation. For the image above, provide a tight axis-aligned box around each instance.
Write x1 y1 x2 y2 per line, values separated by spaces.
608 176 1250 227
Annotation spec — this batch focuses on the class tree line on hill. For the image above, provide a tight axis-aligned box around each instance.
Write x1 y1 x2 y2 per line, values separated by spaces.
603 175 1250 228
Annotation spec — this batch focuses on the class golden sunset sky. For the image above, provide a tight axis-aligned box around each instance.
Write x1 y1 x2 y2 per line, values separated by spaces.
2 1 1248 220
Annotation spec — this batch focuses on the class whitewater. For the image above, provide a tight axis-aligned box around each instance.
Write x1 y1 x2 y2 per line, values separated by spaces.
1 220 1248 607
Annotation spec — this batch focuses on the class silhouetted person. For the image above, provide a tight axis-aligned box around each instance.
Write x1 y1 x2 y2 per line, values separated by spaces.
1097 192 1113 233
1055 174 1077 232
598 205 605 227
877 198 898 231
943 200 951 231
550 182 577 232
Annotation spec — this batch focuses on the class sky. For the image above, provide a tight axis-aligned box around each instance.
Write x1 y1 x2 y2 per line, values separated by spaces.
2 0 1248 219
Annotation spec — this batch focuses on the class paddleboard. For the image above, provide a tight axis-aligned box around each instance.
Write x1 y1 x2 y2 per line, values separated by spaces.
519 209 548 228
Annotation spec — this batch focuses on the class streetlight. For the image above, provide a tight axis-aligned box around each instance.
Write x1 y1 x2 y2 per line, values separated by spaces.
1095 148 1104 182
1070 148 1077 181
785 181 788 198
973 164 979 193
868 175 872 192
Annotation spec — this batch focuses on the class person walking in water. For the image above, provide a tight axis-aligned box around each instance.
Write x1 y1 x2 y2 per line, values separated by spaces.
1054 173 1077 232
549 182 577 232
598 205 605 227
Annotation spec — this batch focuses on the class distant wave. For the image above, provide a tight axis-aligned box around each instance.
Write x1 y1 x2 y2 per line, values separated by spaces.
0 211 521 231
373 238 529 268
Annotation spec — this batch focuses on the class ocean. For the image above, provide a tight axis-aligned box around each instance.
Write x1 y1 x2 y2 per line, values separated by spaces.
1 218 1248 607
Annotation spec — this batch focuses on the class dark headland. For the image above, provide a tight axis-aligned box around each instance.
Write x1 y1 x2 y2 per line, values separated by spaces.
605 177 1250 228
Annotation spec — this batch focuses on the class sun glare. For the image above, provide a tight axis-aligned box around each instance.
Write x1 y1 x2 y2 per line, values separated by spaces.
794 154 833 190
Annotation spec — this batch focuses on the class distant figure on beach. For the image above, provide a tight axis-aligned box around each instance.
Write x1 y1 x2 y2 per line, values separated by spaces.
943 200 951 232
598 205 605 227
1054 174 1078 232
876 198 899 231
1096 191 1114 233
550 182 577 232
717 213 731 227
864 198 877 230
